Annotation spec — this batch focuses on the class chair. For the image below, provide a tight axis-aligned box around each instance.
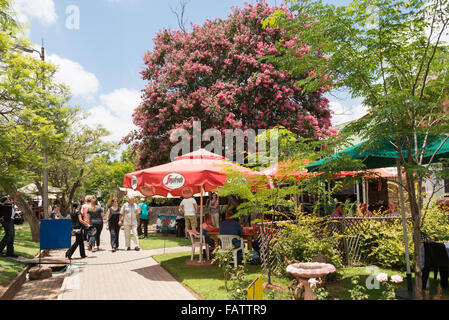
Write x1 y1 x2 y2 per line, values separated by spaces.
429 243 449 289
423 242 449 290
188 231 210 261
217 235 245 268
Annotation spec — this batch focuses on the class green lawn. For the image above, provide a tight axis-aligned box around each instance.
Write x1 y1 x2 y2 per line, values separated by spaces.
153 251 290 300
153 251 449 300
0 223 40 287
139 232 191 250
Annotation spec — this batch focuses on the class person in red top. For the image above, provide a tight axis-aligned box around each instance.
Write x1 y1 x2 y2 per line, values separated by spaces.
81 196 92 241
201 222 217 250
331 203 344 218
357 203 373 217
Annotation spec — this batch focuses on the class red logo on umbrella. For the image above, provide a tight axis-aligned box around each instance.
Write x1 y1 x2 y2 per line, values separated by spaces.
163 173 185 190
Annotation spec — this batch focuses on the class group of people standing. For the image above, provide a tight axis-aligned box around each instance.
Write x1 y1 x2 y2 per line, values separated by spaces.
66 195 151 260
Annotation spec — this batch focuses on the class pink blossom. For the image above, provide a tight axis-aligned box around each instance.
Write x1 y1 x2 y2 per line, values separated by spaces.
390 275 403 284
376 273 389 283
126 2 333 168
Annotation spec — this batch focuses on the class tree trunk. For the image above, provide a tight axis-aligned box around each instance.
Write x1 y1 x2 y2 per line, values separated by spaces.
405 171 422 297
15 194 40 242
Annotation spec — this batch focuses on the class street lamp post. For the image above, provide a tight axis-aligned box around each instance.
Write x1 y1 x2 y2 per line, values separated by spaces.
19 42 49 219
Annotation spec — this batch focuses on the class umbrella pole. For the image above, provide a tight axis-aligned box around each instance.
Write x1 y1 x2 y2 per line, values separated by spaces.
199 186 204 263
356 181 360 206
397 163 413 294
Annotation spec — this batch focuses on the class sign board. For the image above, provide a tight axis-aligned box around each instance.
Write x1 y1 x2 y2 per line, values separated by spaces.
247 275 263 300
40 219 72 250
156 214 177 231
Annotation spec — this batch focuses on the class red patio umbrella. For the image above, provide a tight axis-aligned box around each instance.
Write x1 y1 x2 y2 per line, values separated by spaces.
123 149 263 262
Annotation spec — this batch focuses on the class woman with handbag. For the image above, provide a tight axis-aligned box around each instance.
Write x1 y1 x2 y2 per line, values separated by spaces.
105 197 121 252
66 202 90 259
87 197 104 252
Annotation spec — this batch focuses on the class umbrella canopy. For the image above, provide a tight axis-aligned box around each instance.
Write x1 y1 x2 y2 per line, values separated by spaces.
123 151 258 197
175 149 226 161
119 188 208 199
260 161 316 189
307 135 449 171
335 168 399 179
18 183 63 196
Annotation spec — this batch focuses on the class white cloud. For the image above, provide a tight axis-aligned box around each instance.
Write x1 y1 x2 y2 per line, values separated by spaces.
47 54 100 100
14 0 58 25
84 88 141 143
330 101 368 126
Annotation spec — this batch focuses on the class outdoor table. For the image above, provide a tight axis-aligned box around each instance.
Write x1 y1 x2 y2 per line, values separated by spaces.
208 230 256 251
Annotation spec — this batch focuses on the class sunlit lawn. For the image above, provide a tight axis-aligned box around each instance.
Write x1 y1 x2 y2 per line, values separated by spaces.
139 232 191 250
153 251 291 300
0 223 40 287
153 251 449 300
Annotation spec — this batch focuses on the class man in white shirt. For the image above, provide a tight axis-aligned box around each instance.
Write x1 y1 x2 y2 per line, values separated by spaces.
119 196 141 251
179 194 198 235
0 194 18 257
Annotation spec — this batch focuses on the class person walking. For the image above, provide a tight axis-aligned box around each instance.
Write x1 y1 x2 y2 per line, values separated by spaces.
81 196 92 241
87 197 104 252
119 196 140 251
105 197 121 252
138 198 151 239
0 194 19 258
66 202 90 259
207 193 220 228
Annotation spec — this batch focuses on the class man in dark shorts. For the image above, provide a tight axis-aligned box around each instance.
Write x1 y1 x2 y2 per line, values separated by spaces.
0 194 19 258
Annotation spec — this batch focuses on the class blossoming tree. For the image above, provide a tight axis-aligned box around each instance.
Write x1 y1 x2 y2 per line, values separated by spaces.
124 2 334 168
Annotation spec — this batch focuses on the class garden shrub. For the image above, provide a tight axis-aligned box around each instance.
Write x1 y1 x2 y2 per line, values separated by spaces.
358 205 449 271
422 206 449 242
270 213 342 277
358 220 414 271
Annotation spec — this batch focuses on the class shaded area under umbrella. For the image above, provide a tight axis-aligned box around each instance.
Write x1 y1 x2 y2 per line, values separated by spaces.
123 149 264 262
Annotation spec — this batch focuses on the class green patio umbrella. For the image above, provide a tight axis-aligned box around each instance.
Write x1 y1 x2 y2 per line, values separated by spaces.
307 135 449 171
306 134 449 297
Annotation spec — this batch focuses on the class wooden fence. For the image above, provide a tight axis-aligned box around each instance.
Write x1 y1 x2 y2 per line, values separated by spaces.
324 216 407 266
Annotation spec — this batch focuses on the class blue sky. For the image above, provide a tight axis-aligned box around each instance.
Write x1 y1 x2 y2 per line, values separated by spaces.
14 0 364 143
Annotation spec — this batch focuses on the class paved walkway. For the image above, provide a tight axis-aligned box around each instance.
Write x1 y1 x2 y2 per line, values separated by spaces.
58 229 196 300
14 227 196 300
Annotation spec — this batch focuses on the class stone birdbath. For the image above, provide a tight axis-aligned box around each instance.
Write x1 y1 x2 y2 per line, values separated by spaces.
286 262 336 300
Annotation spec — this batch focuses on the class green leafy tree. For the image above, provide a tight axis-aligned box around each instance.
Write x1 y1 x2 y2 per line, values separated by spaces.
0 0 70 240
82 148 136 205
265 0 449 294
37 109 115 216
